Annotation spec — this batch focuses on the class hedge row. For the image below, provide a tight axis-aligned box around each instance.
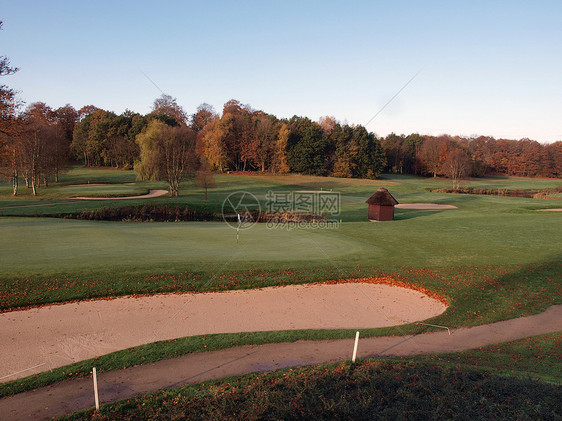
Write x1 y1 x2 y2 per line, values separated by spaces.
61 205 218 222
432 186 562 198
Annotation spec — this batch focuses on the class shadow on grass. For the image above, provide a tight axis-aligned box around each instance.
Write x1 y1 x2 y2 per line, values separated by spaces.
393 209 444 220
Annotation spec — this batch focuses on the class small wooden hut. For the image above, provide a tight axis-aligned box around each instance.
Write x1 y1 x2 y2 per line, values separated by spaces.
366 188 398 221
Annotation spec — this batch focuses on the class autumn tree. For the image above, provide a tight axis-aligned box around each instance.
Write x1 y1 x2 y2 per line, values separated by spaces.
135 120 198 196
15 103 67 194
222 99 242 115
0 20 23 194
443 148 472 188
72 109 115 166
545 141 562 177
238 110 259 171
319 115 337 137
199 115 229 171
78 105 99 120
191 103 216 132
418 136 451 177
220 100 260 171
272 122 290 174
255 113 278 172
150 94 187 126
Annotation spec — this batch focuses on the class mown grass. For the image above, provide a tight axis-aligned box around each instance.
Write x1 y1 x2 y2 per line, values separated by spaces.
58 333 562 420
0 167 560 398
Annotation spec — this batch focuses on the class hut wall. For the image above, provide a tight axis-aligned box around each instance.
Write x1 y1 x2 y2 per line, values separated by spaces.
368 204 394 221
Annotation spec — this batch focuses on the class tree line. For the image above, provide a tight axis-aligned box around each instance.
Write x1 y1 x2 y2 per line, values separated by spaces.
2 93 561 197
1 19 560 197
383 133 562 180
56 96 562 183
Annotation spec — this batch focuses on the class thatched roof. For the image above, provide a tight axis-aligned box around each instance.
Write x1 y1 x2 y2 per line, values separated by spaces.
365 188 398 206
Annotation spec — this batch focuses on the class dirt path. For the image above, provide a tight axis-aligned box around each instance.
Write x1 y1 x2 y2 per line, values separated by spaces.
70 189 168 200
1 305 560 420
0 282 446 381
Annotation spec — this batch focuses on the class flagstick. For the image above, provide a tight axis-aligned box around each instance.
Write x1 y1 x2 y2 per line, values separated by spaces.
236 213 241 243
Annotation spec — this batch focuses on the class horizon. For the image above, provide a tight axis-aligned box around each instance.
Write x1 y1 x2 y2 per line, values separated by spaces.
2 1 561 143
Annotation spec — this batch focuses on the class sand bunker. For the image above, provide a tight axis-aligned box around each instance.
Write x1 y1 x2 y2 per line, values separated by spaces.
538 208 562 212
0 282 446 380
70 189 168 200
396 203 458 210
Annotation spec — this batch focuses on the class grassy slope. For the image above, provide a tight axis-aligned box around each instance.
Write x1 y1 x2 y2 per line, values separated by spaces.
59 333 562 420
412 332 562 383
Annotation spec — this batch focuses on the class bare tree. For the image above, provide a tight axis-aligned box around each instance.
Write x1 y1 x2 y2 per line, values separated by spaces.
195 163 216 201
443 148 472 189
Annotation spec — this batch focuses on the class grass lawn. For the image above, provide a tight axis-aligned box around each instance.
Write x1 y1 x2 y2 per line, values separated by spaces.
0 168 560 312
58 333 562 420
0 167 560 398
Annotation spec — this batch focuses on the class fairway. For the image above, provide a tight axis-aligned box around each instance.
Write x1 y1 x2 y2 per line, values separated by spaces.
0 169 561 299
0 193 560 277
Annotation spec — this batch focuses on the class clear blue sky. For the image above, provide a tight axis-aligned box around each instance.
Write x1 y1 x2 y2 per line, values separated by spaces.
2 1 561 142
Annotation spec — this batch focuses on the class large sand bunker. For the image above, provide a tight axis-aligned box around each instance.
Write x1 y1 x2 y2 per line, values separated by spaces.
0 281 446 380
396 203 458 210
537 208 562 212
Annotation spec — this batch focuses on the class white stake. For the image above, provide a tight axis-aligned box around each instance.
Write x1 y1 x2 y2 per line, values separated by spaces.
236 213 241 243
93 367 100 411
352 331 360 362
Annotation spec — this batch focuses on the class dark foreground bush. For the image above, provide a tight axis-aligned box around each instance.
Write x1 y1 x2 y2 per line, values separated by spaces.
62 361 561 420
61 206 328 224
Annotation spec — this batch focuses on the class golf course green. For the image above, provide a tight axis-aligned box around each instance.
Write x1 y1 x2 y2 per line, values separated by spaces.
0 167 560 416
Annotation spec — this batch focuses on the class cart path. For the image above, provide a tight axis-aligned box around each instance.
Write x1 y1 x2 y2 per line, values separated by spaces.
1 304 560 420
